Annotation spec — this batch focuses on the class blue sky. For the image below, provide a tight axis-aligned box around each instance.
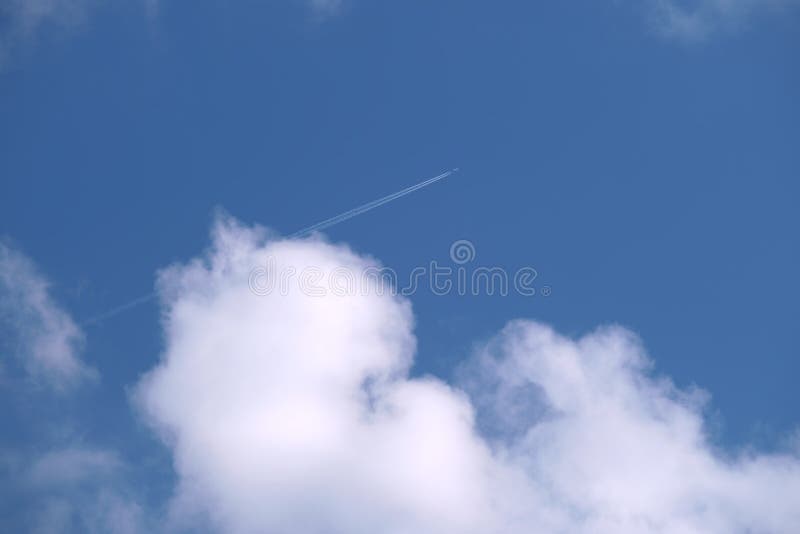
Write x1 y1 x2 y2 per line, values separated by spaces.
1 1 799 532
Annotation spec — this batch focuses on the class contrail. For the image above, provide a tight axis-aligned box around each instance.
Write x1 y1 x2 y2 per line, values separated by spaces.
81 168 459 327
82 293 160 327
288 168 457 238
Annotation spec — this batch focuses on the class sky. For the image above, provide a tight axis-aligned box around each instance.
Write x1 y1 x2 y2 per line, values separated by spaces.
1 1 799 532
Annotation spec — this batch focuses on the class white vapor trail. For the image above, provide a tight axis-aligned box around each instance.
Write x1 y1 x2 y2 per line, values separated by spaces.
288 168 458 238
81 293 162 327
81 168 459 326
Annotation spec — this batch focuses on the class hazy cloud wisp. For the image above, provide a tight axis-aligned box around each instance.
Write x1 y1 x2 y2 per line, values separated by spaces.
0 242 95 390
648 0 800 40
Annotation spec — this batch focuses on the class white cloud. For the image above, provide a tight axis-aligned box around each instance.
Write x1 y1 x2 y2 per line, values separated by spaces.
31 489 150 534
26 448 121 488
0 242 95 390
0 249 140 533
307 0 342 15
11 447 149 534
1 0 91 31
0 0 795 64
0 0 340 66
0 0 94 64
648 0 800 40
467 320 800 532
134 215 800 534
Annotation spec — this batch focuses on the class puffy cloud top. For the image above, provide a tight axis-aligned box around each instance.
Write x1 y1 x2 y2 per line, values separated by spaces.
135 217 800 534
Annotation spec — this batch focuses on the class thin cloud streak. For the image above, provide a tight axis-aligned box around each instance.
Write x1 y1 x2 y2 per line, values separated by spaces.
81 168 458 327
288 168 458 238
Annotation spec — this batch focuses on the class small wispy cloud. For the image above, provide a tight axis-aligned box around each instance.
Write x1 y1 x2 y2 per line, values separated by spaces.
647 0 800 41
26 448 122 488
0 0 94 65
0 0 342 67
0 242 95 390
307 0 344 17
5 446 149 534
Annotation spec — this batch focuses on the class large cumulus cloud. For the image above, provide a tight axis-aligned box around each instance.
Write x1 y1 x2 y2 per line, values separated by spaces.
135 216 800 534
